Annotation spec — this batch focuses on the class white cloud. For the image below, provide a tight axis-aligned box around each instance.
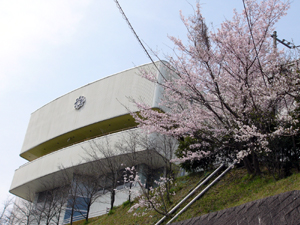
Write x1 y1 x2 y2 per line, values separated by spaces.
0 0 92 92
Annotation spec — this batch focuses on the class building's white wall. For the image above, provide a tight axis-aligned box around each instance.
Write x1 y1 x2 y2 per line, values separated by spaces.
10 61 175 223
11 128 149 198
21 62 165 155
88 188 136 216
152 62 171 112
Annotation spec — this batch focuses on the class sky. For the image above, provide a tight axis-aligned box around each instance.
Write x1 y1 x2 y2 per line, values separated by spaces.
0 0 299 204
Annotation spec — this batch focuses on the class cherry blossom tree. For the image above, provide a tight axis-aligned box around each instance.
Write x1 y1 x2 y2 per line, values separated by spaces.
134 0 299 176
125 167 175 217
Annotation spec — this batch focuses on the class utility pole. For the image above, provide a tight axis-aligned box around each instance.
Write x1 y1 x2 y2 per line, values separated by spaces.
272 31 277 50
271 31 299 50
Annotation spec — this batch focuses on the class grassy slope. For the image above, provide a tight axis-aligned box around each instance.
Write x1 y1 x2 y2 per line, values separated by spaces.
73 168 300 225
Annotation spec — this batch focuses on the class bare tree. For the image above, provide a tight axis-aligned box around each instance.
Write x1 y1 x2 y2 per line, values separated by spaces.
84 136 129 211
12 194 36 225
58 161 109 224
0 197 14 225
11 175 69 225
51 184 70 225
116 130 178 203
78 129 178 218
150 134 178 203
71 166 105 223
55 166 80 225
115 129 143 203
34 180 70 225
65 176 80 225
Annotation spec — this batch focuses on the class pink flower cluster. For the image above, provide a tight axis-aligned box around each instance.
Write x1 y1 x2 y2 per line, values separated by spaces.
133 0 299 163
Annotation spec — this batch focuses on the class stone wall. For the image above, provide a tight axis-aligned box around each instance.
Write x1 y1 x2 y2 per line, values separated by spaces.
170 190 300 225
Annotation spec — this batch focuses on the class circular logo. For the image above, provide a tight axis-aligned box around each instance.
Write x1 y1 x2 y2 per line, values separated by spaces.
74 96 86 110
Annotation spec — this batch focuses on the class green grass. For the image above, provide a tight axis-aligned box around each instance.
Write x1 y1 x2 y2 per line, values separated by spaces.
72 168 300 225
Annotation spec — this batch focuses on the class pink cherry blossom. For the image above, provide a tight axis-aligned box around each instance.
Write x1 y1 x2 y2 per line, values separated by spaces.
132 0 299 174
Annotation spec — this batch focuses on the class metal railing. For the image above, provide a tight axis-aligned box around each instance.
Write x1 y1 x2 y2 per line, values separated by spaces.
155 162 236 225
166 162 235 224
155 163 224 225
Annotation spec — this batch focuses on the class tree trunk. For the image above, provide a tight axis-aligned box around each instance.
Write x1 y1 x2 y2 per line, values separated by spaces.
85 203 91 222
110 190 115 211
252 153 261 175
129 183 132 203
243 156 254 174
55 209 61 225
70 205 74 225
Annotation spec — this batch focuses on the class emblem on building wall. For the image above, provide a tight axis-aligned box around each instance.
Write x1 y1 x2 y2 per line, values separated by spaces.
74 96 86 110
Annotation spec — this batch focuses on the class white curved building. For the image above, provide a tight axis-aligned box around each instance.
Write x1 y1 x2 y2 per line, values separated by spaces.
10 61 174 223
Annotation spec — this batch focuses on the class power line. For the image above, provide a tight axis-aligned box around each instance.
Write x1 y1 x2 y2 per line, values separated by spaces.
113 0 165 77
271 31 300 49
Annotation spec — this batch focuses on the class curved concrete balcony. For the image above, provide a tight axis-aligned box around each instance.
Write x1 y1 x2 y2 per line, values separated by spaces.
20 61 170 161
10 129 167 201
